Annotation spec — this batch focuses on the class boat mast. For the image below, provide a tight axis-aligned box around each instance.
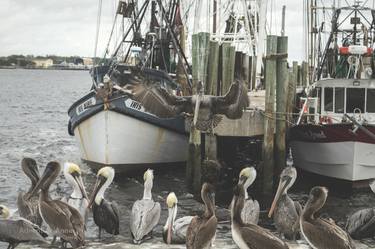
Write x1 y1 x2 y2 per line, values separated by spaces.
255 0 267 89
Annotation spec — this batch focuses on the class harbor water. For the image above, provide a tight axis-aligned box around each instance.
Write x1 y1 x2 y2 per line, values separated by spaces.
0 69 374 248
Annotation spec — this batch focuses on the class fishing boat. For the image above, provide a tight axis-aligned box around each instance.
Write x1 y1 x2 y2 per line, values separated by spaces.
289 1 375 181
67 0 192 172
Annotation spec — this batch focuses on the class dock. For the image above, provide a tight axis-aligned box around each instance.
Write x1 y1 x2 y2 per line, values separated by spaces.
184 32 309 197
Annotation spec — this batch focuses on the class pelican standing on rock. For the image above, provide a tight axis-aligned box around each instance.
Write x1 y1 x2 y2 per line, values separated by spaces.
186 183 217 249
130 169 161 244
28 161 85 248
268 166 301 240
0 205 48 249
237 167 260 224
62 162 89 223
17 158 43 226
346 179 375 239
231 184 289 249
301 186 355 249
163 192 194 244
88 166 119 238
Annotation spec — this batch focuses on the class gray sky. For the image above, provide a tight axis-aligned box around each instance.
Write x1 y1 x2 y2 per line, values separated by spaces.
0 0 304 61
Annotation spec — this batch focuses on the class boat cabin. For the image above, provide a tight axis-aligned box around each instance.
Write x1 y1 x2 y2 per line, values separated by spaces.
301 79 375 125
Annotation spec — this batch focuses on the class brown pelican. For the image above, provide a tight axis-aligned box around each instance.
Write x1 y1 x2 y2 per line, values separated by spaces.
17 158 43 226
186 182 217 249
130 169 161 244
88 166 119 238
300 186 355 249
28 161 85 248
268 166 301 240
0 205 48 249
62 162 89 223
163 192 194 244
346 179 375 239
231 184 289 249
237 167 260 224
126 80 249 132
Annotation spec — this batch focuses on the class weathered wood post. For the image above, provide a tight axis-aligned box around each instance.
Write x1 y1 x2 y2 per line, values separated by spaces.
221 43 236 94
275 36 288 177
262 35 277 203
286 62 298 124
206 40 219 95
187 32 210 193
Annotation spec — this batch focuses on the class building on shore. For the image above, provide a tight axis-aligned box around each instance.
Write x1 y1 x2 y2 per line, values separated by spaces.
31 58 53 68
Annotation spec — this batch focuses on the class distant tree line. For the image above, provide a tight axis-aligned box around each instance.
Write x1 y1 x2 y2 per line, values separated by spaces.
0 55 103 68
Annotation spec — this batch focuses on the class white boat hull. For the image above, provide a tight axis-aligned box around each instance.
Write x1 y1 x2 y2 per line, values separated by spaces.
74 110 188 172
290 141 375 181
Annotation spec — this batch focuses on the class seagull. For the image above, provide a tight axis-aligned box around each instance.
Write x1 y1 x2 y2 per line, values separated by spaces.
130 169 161 244
125 80 249 132
163 192 194 244
88 166 119 238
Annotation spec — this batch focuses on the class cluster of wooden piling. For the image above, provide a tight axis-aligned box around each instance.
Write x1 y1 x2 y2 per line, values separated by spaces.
185 32 309 199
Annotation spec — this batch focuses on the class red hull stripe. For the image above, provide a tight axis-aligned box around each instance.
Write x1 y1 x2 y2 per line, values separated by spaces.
289 124 375 144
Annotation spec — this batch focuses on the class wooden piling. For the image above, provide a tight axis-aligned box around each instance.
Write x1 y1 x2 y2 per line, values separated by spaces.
275 36 288 176
262 35 278 204
206 40 219 95
302 61 308 86
187 32 210 193
221 43 236 94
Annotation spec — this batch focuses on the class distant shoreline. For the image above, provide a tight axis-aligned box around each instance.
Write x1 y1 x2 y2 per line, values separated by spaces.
0 66 90 71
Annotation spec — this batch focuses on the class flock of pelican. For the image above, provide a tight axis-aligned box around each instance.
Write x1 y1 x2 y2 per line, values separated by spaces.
0 157 374 248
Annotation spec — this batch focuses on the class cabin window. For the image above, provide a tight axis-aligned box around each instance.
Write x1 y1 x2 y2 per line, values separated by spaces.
367 89 375 112
335 87 345 113
324 87 333 112
346 88 365 113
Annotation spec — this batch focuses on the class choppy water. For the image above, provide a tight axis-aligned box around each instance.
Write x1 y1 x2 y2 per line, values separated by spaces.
0 69 374 249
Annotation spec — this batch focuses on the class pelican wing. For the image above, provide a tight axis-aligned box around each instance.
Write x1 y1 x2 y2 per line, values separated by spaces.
240 223 288 249
40 200 84 246
242 199 260 224
213 80 249 119
127 83 191 118
193 215 217 247
17 192 43 226
0 219 47 243
130 199 161 241
302 218 355 249
346 208 375 239
186 216 199 249
174 216 194 242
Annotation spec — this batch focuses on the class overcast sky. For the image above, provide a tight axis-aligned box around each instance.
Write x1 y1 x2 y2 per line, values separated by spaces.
0 0 306 61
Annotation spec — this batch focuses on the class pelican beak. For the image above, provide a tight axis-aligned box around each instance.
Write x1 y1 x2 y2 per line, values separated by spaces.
88 175 106 208
72 172 88 199
193 95 201 126
268 176 292 217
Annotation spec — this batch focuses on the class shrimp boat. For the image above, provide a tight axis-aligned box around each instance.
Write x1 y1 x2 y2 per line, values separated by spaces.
67 0 192 172
290 1 375 181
